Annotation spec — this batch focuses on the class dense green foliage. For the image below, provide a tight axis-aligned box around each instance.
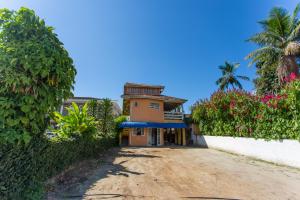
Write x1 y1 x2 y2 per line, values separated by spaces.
216 61 249 90
0 135 115 199
192 79 300 140
254 63 280 95
0 8 76 144
0 8 116 200
247 3 300 93
114 115 128 133
87 99 115 137
0 101 117 199
52 102 97 140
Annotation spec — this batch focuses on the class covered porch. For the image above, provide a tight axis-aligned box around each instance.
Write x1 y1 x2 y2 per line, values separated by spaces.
119 122 187 146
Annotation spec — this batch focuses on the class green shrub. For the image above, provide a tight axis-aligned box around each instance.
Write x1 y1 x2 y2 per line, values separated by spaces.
192 79 300 140
0 135 116 199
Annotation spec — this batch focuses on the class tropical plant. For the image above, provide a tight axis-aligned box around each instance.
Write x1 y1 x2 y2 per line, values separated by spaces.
0 8 76 144
87 99 98 118
87 98 115 136
247 3 300 83
216 61 250 90
97 98 115 136
253 63 280 95
114 115 128 133
52 102 97 139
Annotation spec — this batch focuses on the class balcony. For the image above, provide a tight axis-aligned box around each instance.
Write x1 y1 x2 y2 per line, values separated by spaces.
164 111 184 120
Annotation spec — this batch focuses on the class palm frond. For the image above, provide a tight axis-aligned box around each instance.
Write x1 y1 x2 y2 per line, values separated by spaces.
246 46 282 66
269 7 290 36
247 32 284 46
290 3 300 31
233 62 240 69
216 77 224 85
288 22 300 41
233 80 243 90
237 75 250 81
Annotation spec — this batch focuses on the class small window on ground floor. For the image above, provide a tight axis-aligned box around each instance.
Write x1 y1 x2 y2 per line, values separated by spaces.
132 128 144 136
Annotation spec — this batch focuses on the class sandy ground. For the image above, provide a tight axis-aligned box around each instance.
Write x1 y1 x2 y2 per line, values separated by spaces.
47 147 300 200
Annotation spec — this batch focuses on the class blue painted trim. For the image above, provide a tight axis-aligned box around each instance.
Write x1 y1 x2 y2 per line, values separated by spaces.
119 121 187 128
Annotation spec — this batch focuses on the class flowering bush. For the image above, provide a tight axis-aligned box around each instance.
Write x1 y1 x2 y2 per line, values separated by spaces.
192 80 300 141
192 90 259 137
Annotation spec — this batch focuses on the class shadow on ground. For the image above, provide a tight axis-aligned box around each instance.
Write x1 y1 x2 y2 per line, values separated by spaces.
47 148 161 199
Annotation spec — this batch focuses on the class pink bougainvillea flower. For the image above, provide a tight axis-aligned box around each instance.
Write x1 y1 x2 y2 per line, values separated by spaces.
289 72 297 81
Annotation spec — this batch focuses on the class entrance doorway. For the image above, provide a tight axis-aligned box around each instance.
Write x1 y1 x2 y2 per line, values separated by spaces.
164 128 176 145
148 128 161 146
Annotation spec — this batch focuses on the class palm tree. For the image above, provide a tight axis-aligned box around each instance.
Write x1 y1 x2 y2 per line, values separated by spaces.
216 61 250 90
246 4 300 82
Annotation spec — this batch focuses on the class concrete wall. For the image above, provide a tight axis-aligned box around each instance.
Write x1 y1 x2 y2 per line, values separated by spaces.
193 135 300 169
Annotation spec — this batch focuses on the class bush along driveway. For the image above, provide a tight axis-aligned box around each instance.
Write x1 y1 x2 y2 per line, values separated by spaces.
47 147 300 200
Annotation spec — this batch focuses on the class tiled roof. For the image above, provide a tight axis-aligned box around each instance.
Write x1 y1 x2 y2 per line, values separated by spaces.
122 94 187 103
125 82 165 89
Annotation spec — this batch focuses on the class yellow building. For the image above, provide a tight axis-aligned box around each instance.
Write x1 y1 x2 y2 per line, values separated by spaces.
119 83 187 146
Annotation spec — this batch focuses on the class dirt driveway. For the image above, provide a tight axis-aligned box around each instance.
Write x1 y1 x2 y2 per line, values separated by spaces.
47 147 300 200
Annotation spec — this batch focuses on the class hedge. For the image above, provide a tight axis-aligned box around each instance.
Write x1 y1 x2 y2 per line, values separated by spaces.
192 78 300 141
0 135 116 199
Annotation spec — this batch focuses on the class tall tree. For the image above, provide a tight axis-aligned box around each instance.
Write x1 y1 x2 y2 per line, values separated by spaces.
87 99 115 136
216 61 250 90
253 62 280 95
247 4 300 84
0 8 76 144
98 98 114 136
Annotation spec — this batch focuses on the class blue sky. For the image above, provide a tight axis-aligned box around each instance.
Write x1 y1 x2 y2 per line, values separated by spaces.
1 0 299 112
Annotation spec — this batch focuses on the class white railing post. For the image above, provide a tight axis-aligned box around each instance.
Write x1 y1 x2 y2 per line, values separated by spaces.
164 111 183 120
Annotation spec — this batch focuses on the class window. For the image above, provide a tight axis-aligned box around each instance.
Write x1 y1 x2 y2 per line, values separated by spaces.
149 102 160 110
132 128 144 136
134 101 138 107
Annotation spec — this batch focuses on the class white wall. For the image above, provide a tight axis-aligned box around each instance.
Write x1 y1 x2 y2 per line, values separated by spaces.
193 135 300 169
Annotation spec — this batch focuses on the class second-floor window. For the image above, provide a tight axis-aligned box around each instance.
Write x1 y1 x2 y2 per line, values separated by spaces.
149 102 160 110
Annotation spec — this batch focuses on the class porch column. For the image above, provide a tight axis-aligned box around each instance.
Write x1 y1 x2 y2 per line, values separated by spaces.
182 128 186 146
160 128 164 146
175 129 178 144
178 129 182 145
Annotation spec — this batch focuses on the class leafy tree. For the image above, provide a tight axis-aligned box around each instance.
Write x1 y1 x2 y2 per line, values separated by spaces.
254 62 280 95
97 99 115 136
216 61 250 90
0 8 76 144
52 102 97 140
87 98 115 136
87 99 98 118
247 4 300 84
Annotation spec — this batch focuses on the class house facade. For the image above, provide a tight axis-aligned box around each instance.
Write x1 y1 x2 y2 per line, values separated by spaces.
119 83 188 146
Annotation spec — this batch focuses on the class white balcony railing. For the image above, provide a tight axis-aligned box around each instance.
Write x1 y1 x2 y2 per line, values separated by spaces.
164 112 184 120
